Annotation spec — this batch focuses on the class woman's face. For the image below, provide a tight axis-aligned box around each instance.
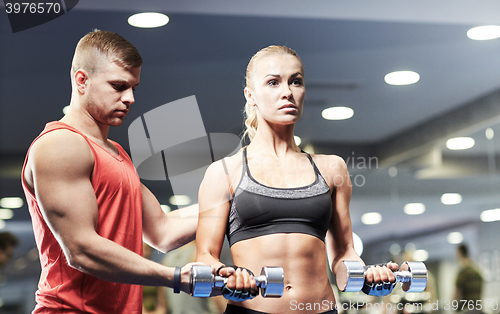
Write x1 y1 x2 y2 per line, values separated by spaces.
246 54 305 127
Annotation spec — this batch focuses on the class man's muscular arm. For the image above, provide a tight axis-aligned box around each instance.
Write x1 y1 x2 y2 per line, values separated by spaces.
141 184 198 253
27 130 192 291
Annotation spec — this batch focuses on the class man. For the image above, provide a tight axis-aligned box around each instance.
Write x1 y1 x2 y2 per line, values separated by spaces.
0 232 18 268
454 243 483 311
21 30 199 313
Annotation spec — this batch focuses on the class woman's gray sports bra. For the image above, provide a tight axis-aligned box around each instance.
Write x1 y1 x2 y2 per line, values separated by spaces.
226 148 333 246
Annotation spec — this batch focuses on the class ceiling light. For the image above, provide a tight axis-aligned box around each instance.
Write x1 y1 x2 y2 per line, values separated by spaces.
441 193 462 205
63 105 70 115
0 209 14 220
303 144 315 154
447 232 464 244
390 243 401 255
467 25 500 41
361 212 382 225
446 137 475 150
486 128 494 140
404 203 426 215
160 205 171 213
388 167 398 178
384 71 420 85
353 233 363 256
480 208 500 222
0 197 23 209
294 136 302 146
413 249 429 262
169 195 191 206
321 106 354 120
405 242 416 253
128 12 169 28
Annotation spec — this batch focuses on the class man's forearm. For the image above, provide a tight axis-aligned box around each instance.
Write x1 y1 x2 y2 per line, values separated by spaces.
162 204 199 252
65 233 175 287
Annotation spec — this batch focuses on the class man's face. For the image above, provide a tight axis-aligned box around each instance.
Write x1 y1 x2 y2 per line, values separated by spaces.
84 61 141 127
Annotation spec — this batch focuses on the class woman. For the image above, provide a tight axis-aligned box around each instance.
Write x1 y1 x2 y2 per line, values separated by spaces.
196 46 398 314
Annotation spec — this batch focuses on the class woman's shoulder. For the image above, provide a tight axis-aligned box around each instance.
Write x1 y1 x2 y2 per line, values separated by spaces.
204 147 244 179
200 148 244 200
223 147 244 165
309 153 350 189
309 153 347 173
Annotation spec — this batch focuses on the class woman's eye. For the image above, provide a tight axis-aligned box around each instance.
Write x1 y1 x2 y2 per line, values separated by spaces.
292 79 303 86
267 80 279 86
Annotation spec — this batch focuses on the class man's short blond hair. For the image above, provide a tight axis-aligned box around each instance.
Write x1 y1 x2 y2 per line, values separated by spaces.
71 29 143 80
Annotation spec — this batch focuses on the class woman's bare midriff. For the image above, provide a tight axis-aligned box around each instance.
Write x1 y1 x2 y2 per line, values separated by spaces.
228 233 336 314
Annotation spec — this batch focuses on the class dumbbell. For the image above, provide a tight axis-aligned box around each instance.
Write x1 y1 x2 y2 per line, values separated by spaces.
190 265 284 298
336 261 427 293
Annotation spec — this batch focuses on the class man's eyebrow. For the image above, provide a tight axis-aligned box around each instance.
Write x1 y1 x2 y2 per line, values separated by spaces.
110 79 140 87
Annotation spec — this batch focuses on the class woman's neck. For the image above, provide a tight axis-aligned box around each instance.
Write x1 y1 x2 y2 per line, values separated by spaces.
249 123 300 157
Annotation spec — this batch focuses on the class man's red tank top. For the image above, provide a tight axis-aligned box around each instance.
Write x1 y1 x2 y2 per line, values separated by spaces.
21 122 143 313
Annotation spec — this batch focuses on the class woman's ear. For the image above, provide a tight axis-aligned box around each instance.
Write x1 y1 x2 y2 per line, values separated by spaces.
244 87 254 106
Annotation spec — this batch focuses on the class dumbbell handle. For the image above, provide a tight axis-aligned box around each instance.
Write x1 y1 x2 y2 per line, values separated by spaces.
393 270 412 283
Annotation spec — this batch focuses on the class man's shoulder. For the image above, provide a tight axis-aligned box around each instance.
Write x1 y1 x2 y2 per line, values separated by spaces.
29 126 94 171
33 127 89 151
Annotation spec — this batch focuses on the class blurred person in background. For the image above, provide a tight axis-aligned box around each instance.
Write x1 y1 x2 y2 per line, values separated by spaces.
143 243 167 314
453 243 483 311
0 232 18 268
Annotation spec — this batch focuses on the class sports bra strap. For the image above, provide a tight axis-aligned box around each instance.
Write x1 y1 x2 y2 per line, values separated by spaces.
302 150 322 176
221 158 234 197
242 147 249 174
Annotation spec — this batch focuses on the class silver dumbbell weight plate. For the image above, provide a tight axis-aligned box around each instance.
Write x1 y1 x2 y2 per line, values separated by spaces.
399 261 427 292
336 260 365 292
191 265 214 297
258 266 285 297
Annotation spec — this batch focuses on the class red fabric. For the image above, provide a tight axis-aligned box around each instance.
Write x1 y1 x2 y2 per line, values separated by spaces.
22 122 143 313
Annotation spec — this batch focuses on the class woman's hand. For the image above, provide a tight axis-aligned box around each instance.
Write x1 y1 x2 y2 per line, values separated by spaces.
218 266 259 301
365 262 399 285
363 262 399 296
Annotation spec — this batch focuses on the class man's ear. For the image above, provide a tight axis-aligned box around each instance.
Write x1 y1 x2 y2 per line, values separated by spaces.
74 69 89 94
